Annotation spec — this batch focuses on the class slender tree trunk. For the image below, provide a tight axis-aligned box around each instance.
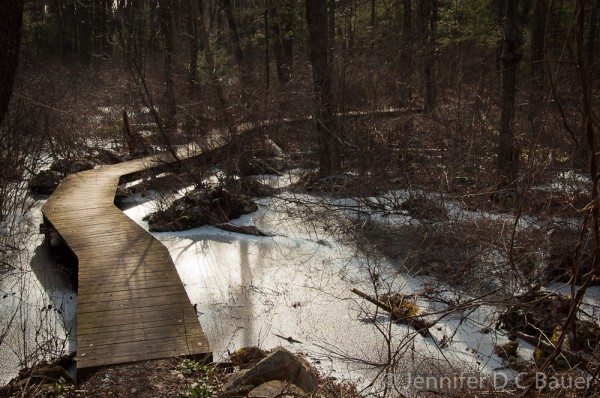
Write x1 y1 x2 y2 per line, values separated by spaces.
159 0 178 140
529 0 547 130
370 0 376 47
265 3 270 89
54 0 68 55
270 0 294 85
222 0 247 84
131 0 145 59
188 0 200 95
281 0 294 79
0 0 24 127
587 0 600 81
399 0 413 107
530 0 547 92
306 0 340 176
498 0 522 187
79 0 93 64
269 1 283 84
328 0 335 67
191 0 236 137
416 0 437 113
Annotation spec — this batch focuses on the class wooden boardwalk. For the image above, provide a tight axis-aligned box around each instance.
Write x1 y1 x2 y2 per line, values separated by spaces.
41 145 211 372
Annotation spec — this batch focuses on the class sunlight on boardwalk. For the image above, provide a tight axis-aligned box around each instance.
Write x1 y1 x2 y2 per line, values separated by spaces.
41 144 211 372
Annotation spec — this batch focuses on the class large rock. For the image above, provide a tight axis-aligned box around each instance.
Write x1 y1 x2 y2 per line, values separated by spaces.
145 187 259 232
28 170 62 195
224 348 319 394
248 380 304 398
49 157 94 175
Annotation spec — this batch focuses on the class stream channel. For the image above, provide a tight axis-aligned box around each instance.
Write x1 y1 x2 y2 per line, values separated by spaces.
5 172 594 395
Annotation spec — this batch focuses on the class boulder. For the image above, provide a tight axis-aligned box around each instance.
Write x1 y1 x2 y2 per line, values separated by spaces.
49 157 94 175
248 380 304 398
223 348 319 394
145 187 259 232
28 170 62 195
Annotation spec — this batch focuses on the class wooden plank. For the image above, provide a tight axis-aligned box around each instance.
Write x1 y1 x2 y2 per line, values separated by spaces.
77 343 209 369
41 143 211 373
77 292 190 312
78 328 207 348
77 320 202 343
76 285 191 305
77 316 201 336
76 265 177 279
77 336 207 359
77 306 198 330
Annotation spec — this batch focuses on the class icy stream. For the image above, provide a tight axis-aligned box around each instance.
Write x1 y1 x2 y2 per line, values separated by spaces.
0 201 77 385
5 176 600 394
121 188 516 394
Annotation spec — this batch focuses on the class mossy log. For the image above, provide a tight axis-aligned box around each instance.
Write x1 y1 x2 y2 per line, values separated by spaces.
351 288 431 337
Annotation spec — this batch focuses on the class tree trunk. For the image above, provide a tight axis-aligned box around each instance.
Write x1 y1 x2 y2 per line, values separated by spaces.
188 0 200 95
416 0 437 113
221 0 247 84
399 0 413 107
530 0 547 92
159 0 178 140
281 0 294 79
79 0 93 64
370 0 376 47
328 0 335 67
529 0 547 130
269 0 294 85
265 3 270 89
191 0 236 137
0 0 24 127
587 0 600 81
498 0 522 187
306 0 340 176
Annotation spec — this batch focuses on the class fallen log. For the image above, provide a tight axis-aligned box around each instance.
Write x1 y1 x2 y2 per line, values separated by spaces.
351 288 431 337
216 223 269 236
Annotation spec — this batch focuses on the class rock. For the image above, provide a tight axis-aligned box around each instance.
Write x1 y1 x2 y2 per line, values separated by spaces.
230 347 267 370
32 365 73 384
49 157 94 175
216 223 269 236
248 380 304 398
238 137 287 177
230 179 277 197
223 348 319 393
28 170 62 195
494 341 518 361
145 187 259 232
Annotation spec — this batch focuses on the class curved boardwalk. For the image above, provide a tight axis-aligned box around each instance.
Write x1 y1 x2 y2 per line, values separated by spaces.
41 146 211 373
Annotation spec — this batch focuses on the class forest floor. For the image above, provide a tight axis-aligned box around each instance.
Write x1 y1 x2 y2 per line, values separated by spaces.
1 352 358 398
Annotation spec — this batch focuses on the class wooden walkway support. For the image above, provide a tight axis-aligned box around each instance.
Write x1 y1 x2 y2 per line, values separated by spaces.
41 145 211 373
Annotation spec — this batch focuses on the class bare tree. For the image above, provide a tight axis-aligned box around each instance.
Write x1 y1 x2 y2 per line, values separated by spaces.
529 0 548 128
0 1 24 126
158 0 178 138
416 0 437 113
498 0 522 187
306 0 341 176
